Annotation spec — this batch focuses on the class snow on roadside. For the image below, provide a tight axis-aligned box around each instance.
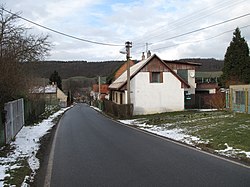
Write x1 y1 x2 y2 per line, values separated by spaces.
119 119 250 159
0 107 70 186
90 106 102 112
215 143 250 158
119 119 203 146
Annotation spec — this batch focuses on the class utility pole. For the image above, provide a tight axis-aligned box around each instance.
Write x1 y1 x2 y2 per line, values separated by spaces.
125 41 132 104
98 76 101 100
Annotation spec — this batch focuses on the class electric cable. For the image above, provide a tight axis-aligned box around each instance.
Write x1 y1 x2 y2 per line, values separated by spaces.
151 12 250 45
151 24 250 52
132 0 248 50
1 8 124 47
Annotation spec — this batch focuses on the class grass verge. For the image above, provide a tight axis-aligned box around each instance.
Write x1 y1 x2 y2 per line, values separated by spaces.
4 159 32 187
133 110 250 163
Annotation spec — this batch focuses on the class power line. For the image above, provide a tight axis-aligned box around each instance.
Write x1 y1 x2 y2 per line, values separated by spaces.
151 24 250 52
151 12 250 45
132 12 250 55
2 8 124 47
132 0 248 49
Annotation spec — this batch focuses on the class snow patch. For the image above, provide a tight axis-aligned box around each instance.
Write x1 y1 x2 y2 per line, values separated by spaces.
198 109 217 112
121 119 250 159
119 120 203 146
215 143 250 158
0 107 70 186
90 106 102 112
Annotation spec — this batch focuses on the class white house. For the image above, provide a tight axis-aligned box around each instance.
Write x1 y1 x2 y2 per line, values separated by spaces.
109 54 190 115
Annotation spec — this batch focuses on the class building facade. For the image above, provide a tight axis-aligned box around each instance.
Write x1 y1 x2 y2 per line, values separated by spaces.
109 54 190 115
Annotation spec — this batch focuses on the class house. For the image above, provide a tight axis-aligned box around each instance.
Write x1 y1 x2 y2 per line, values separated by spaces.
91 83 109 100
227 84 250 114
57 88 68 107
109 54 190 115
163 60 201 108
31 84 67 107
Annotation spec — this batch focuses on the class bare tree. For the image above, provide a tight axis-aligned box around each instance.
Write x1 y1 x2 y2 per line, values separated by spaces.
0 6 51 109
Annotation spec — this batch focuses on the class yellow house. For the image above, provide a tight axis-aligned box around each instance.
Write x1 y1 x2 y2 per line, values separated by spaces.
57 88 67 107
31 85 68 107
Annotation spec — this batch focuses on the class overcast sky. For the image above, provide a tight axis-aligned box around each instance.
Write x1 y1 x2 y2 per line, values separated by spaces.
2 0 250 61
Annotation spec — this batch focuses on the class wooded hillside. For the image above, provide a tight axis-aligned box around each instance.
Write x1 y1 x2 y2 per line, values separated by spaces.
180 58 224 72
22 60 125 79
22 58 224 79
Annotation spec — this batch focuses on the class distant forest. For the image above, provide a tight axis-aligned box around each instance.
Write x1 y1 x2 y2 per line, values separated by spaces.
22 60 125 79
22 58 224 79
180 58 224 72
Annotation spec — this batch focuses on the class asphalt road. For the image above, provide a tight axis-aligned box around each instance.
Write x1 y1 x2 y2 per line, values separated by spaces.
49 103 250 187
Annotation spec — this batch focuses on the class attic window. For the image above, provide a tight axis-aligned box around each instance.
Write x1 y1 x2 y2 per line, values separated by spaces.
150 72 163 83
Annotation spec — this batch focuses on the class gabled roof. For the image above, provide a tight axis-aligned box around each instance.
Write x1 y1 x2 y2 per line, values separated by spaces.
109 54 190 90
31 85 57 94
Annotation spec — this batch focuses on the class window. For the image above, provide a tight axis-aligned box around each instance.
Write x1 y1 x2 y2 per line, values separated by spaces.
150 72 163 83
120 93 123 104
235 91 245 105
115 92 118 103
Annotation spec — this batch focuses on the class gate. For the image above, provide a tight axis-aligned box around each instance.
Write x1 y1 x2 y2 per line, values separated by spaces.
4 98 24 144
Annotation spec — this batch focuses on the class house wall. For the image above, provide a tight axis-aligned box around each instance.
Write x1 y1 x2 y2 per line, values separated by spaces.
57 88 67 107
130 72 184 115
187 69 196 94
111 91 125 104
57 89 67 102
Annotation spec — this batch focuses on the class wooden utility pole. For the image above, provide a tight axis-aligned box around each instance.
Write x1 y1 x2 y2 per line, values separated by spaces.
98 76 101 100
125 41 132 104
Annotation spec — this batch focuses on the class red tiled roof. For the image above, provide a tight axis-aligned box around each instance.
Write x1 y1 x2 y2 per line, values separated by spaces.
92 84 109 94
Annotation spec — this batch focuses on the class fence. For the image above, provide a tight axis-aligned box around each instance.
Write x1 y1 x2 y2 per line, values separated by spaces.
4 98 25 144
0 98 46 146
103 99 133 119
24 98 45 125
193 93 225 109
0 113 4 146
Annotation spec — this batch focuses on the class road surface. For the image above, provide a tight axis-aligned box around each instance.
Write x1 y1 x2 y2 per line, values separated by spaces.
48 103 250 186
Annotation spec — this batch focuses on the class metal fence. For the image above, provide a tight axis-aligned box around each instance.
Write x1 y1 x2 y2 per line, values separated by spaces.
4 98 25 144
0 113 4 147
0 98 46 146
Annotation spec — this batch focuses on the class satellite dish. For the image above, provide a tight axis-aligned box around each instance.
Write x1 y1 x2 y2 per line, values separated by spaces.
189 72 195 78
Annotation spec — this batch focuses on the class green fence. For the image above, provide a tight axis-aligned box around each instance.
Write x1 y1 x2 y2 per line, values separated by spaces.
24 99 46 125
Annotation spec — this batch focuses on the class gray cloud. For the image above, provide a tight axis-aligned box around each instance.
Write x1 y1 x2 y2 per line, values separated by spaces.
1 0 249 61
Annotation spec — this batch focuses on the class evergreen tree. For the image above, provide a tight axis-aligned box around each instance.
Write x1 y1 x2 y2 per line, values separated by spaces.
49 70 62 90
221 27 250 86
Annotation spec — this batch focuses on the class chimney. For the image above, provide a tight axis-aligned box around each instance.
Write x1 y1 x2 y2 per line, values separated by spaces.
147 50 151 58
142 52 145 60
